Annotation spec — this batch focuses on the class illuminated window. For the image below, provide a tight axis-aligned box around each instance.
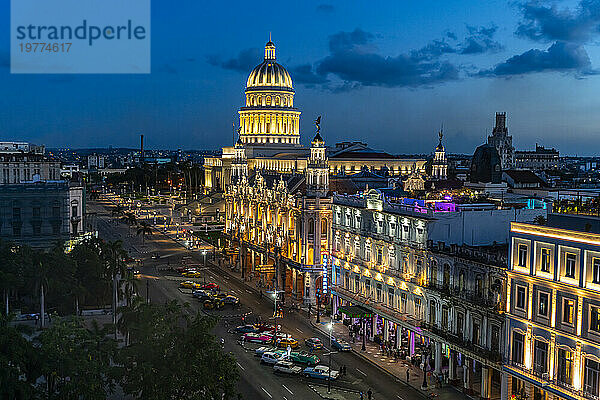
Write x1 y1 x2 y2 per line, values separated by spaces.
538 292 549 317
401 292 407 312
512 332 524 365
518 244 528 268
563 298 575 325
541 248 551 273
516 285 526 310
565 253 576 278
593 258 600 284
557 348 573 386
591 306 600 333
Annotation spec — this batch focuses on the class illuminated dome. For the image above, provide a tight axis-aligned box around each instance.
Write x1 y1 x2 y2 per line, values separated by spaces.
246 41 293 89
238 38 301 146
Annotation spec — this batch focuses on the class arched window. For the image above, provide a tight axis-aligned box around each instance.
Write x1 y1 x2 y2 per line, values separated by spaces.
321 218 327 239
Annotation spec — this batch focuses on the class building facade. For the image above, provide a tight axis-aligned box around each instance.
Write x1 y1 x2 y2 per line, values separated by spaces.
0 152 61 183
515 145 560 171
505 220 600 400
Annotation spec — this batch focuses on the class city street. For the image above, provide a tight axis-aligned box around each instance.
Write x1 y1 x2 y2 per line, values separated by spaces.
90 196 426 400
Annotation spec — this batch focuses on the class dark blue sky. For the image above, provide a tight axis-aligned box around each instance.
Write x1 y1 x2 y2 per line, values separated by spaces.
2 0 600 155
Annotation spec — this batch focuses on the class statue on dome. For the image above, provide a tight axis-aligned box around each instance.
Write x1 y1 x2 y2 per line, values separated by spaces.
315 115 321 134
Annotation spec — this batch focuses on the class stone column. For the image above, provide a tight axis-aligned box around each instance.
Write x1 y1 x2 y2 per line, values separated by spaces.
434 341 442 374
500 372 509 400
481 366 492 400
409 331 415 356
370 315 377 341
383 319 390 342
463 358 472 393
395 326 401 350
449 350 457 381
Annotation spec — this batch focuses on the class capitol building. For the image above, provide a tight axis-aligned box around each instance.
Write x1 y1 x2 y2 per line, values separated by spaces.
203 39 429 191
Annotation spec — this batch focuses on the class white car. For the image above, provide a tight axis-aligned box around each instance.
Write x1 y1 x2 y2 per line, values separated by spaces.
273 360 302 374
255 346 279 357
261 352 283 365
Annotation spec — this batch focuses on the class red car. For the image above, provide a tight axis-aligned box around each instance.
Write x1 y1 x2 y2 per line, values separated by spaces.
201 283 219 291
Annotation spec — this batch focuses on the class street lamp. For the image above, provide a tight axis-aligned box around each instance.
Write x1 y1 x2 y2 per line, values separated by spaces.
316 292 321 324
202 250 207 283
324 350 338 394
421 348 429 389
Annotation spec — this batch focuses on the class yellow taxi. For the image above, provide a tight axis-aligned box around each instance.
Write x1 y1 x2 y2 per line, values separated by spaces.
182 271 202 278
276 337 299 349
179 281 200 289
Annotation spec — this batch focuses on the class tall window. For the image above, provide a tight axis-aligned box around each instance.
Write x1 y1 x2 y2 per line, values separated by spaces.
518 244 528 268
565 253 577 278
512 332 524 365
585 359 600 398
376 283 382 302
354 241 360 257
533 340 548 374
563 298 575 325
491 325 500 351
591 306 600 333
415 298 422 320
354 276 360 293
429 301 437 325
538 292 549 317
365 279 371 298
387 288 394 307
365 245 371 262
376 248 383 264
472 323 480 345
442 306 449 330
593 258 600 284
557 348 573 386
401 293 407 312
541 248 551 272
516 286 526 310
456 313 464 335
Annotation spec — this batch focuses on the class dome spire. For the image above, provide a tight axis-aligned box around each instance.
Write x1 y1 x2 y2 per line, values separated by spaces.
265 34 276 60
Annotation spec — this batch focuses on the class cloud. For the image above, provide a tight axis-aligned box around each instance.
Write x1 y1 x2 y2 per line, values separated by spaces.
206 48 261 72
516 0 600 43
289 64 329 85
411 39 456 61
316 29 459 88
479 41 593 76
316 4 334 13
460 25 503 54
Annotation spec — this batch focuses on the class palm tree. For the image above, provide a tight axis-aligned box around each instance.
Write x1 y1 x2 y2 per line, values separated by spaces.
122 212 137 236
136 222 153 247
103 240 127 339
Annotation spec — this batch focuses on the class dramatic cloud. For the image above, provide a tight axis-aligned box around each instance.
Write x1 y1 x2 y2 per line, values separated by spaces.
289 64 329 85
516 0 600 43
316 4 335 13
479 41 593 76
317 29 459 88
206 48 261 72
460 25 503 54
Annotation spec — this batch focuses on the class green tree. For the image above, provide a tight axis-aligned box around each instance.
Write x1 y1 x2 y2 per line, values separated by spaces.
117 300 239 399
103 240 127 339
122 212 137 236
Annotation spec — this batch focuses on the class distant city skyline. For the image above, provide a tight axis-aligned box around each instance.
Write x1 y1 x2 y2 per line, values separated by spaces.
2 1 600 155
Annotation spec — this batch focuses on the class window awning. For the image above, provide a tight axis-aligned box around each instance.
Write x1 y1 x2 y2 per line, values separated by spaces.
339 305 373 318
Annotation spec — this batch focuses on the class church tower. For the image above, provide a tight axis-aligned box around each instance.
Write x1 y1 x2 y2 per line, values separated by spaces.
432 130 447 180
487 112 514 170
306 121 329 197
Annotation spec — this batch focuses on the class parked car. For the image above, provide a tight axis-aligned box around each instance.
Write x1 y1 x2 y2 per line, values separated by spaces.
261 352 283 365
243 332 273 344
286 351 320 366
203 298 224 310
183 271 202 278
180 281 199 289
201 282 220 291
255 323 279 333
305 337 323 350
273 360 302 374
255 346 281 357
302 365 339 380
235 325 258 334
192 289 212 298
331 337 352 351
276 337 299 349
223 295 240 306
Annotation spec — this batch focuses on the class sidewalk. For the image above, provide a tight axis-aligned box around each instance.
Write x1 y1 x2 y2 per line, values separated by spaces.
311 314 473 400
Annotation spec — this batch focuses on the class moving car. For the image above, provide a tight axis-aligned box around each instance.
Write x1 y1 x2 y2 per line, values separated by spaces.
305 337 323 350
331 337 352 352
201 282 220 291
261 351 283 365
183 271 202 278
192 289 212 299
276 337 299 349
286 351 320 366
273 360 302 374
235 325 258 333
255 323 278 333
243 332 273 344
302 365 339 380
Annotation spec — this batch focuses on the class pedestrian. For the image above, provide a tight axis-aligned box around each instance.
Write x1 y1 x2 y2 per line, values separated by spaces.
367 388 372 400
260 290 263 299
406 369 410 383
359 392 364 400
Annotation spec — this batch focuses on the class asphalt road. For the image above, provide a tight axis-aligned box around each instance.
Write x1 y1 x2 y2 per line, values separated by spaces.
91 197 424 400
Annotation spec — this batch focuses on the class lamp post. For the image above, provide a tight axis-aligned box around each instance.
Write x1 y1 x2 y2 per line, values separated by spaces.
202 250 207 283
361 317 366 351
316 292 321 324
324 350 337 394
421 348 429 389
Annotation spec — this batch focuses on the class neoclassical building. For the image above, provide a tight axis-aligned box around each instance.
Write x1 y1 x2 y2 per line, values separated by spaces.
203 39 426 192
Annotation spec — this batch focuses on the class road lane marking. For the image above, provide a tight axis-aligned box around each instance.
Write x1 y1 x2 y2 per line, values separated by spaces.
261 387 272 398
284 397 288 400
245 289 252 293
356 368 367 376
396 395 404 400
296 328 303 333
282 384 293 395
236 362 245 371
